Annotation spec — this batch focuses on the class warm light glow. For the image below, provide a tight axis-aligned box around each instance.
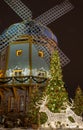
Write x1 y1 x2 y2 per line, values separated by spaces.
13 69 22 76
6 68 51 78
0 70 3 77
16 49 23 56
38 51 44 58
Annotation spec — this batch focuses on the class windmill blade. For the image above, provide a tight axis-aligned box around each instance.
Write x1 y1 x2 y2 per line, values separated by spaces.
56 46 70 67
4 0 74 25
35 0 74 26
4 0 32 20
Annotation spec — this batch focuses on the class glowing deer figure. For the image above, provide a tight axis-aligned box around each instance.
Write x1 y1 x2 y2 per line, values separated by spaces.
64 100 83 128
36 96 83 128
36 96 68 128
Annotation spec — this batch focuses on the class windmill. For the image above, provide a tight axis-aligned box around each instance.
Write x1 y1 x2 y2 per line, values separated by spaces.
0 0 75 115
0 0 74 67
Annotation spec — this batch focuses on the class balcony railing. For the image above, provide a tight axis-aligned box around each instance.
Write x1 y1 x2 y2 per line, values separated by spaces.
0 75 49 87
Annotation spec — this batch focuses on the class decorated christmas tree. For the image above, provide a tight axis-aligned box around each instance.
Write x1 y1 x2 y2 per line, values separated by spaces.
73 86 83 116
27 50 69 125
46 50 68 113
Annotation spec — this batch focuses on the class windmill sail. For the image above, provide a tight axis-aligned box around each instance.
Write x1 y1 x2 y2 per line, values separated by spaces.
35 0 74 26
56 46 70 67
4 0 32 20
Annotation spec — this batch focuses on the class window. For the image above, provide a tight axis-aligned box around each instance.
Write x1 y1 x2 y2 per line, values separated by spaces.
16 49 22 56
13 69 22 76
38 51 44 58
38 71 46 77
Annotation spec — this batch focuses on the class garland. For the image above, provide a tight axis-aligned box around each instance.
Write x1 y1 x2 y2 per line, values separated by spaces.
14 77 29 83
0 76 47 84
32 77 47 83
0 77 12 84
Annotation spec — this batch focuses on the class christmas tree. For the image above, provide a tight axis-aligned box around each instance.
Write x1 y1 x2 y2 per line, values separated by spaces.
73 86 83 116
46 50 68 113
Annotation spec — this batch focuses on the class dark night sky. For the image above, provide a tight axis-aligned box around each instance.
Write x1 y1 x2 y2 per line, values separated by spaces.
0 0 83 98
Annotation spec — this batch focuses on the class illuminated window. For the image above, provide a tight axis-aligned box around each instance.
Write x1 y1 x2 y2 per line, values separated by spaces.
16 49 22 56
38 71 46 77
38 51 44 58
13 69 22 76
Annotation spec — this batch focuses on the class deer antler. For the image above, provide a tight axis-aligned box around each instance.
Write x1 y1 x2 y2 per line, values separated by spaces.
64 99 74 109
42 95 48 105
62 98 74 110
68 98 74 108
35 95 48 108
35 100 42 108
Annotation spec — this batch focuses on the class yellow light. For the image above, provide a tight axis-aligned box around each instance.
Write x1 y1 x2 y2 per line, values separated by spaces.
38 51 44 58
13 69 22 76
0 70 3 77
16 49 22 56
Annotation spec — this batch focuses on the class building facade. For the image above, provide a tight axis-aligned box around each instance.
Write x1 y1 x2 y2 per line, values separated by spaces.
0 20 57 114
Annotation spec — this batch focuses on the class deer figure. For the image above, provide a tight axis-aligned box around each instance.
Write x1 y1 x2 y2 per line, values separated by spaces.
36 96 83 128
36 96 69 128
63 100 83 128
